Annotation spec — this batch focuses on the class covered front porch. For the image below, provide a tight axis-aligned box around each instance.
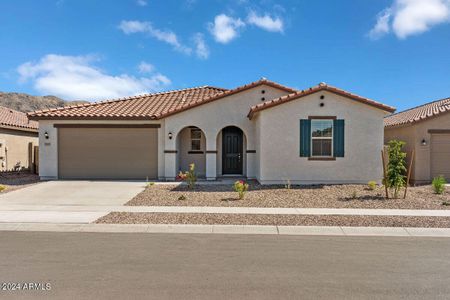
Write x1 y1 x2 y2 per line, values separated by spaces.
163 125 256 181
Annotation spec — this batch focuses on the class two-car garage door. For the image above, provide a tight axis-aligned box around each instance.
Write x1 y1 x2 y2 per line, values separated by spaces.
58 127 158 179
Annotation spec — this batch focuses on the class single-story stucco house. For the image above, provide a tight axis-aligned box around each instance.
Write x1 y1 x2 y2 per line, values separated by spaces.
28 78 395 184
385 97 450 184
0 106 38 171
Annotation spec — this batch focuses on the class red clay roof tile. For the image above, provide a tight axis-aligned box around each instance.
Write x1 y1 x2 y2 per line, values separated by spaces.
384 97 450 128
0 106 38 131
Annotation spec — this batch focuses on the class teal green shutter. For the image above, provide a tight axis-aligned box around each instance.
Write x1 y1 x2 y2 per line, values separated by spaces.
300 119 311 157
333 119 345 157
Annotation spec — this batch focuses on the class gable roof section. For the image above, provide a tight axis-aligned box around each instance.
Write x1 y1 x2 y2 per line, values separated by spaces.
247 83 396 119
0 106 38 131
384 97 450 128
27 78 297 121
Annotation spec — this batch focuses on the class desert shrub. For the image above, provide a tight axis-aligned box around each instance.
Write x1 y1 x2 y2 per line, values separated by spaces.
178 195 186 201
432 175 446 194
368 181 377 190
176 163 197 189
284 179 291 189
0 185 6 192
234 180 249 199
386 140 407 198
147 182 155 187
351 190 357 199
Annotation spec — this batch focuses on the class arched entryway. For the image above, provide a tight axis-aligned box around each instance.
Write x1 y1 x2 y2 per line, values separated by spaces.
218 126 245 175
176 126 206 178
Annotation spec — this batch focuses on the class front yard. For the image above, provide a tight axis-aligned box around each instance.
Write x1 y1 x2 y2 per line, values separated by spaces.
0 172 40 193
127 182 450 210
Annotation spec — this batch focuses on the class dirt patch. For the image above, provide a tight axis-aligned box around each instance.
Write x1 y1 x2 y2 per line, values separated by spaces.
127 183 450 209
0 172 41 193
96 212 450 228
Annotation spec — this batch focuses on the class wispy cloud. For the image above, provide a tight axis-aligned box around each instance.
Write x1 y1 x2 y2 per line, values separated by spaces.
369 0 450 39
17 54 171 100
247 11 284 32
136 0 147 6
193 33 209 59
118 20 192 54
208 14 245 44
138 61 155 73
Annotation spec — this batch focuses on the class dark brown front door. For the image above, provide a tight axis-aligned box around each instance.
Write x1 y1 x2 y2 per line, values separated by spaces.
222 127 243 174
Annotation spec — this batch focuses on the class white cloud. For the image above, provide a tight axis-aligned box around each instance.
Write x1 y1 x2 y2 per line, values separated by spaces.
138 61 155 73
136 0 147 6
118 20 192 54
17 54 171 101
247 11 284 32
208 14 245 44
193 33 209 59
369 0 450 39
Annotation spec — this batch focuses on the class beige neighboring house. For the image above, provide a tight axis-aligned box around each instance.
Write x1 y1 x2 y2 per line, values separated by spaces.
385 97 450 184
0 106 38 171
28 78 395 184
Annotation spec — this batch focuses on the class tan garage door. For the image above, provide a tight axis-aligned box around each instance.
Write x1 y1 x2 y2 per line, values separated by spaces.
431 134 450 180
58 127 158 179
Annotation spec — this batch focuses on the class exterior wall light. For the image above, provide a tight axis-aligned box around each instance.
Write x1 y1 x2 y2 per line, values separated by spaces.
168 132 173 140
421 139 427 146
44 131 49 139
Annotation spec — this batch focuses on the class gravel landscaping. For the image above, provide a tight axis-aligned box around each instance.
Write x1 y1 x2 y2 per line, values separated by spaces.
96 212 450 228
127 183 450 209
0 172 40 193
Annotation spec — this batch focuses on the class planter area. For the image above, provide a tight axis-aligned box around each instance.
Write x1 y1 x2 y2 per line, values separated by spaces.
0 172 40 193
96 212 450 228
127 183 450 210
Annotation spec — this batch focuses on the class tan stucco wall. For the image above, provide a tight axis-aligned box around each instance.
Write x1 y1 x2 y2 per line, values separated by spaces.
257 91 388 184
385 112 450 183
164 84 290 179
0 128 38 171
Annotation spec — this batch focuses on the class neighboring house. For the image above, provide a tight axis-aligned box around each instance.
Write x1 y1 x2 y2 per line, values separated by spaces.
28 78 395 184
0 106 39 171
385 97 450 184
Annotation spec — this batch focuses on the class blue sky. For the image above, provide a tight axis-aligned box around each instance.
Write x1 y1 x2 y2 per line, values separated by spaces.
0 0 449 111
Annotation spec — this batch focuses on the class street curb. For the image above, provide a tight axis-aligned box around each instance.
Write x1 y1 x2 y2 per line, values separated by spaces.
1 223 450 237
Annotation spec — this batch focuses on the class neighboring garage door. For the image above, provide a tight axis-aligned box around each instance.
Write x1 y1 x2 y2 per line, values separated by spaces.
58 126 158 179
431 134 450 180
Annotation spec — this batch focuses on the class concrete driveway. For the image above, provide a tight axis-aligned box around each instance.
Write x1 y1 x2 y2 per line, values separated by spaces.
0 180 146 206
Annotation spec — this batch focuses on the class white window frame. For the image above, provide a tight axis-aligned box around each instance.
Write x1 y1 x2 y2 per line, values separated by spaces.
190 128 202 151
310 119 334 158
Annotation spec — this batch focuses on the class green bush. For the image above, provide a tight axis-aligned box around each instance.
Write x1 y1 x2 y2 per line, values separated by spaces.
176 163 197 189
234 180 249 199
147 182 155 187
432 175 446 194
386 140 407 198
368 181 377 190
0 185 6 192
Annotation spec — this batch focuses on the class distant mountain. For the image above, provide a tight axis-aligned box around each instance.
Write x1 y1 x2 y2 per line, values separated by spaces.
0 92 89 113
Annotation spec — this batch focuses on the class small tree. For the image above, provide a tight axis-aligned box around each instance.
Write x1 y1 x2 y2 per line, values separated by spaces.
386 140 407 198
176 163 197 189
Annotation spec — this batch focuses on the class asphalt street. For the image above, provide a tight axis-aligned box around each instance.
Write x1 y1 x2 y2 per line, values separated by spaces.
1 232 450 299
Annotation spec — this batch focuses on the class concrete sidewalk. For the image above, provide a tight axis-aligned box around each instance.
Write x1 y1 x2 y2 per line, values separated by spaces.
1 222 450 237
1 205 450 216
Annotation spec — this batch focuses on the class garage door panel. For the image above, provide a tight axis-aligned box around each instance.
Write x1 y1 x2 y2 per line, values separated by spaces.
431 134 450 180
58 128 158 179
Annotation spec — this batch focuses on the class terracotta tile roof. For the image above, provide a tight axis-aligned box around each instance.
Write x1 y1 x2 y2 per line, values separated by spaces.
384 97 450 128
27 86 228 120
0 106 38 131
28 78 297 120
248 83 396 119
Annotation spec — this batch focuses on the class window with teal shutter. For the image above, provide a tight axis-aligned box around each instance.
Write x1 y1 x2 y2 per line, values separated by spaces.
333 119 345 157
299 119 311 157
